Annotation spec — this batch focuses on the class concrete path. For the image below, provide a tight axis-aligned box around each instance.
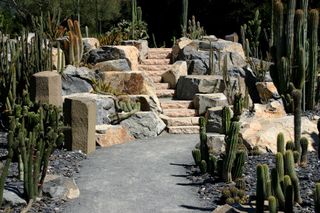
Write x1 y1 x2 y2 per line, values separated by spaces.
63 133 213 213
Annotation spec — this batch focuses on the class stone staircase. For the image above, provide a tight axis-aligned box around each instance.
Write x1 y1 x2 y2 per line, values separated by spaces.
139 48 200 134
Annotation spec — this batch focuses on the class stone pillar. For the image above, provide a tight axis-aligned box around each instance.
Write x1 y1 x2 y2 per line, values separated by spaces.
31 71 62 107
64 97 96 154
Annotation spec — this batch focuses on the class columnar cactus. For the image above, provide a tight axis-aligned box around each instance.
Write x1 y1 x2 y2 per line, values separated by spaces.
232 93 243 122
285 184 294 213
268 196 277 213
284 150 302 204
286 141 295 151
200 160 207 174
181 0 188 36
192 149 201 166
292 88 302 161
277 132 285 154
300 137 308 166
232 150 246 180
222 122 240 183
222 106 232 135
208 155 217 176
276 152 284 182
271 168 285 209
256 164 266 213
64 19 83 67
315 183 320 213
199 117 209 163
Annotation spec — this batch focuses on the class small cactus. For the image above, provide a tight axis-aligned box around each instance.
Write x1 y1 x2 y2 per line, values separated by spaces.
300 137 308 166
275 152 284 183
208 155 217 176
232 93 244 122
200 160 207 174
293 151 300 164
286 141 295 151
232 150 247 180
192 149 201 166
277 132 285 154
256 164 266 213
222 106 232 135
268 196 277 213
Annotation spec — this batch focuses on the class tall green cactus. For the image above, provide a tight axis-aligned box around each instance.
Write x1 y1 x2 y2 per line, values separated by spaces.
192 149 201 165
268 196 277 213
292 88 302 161
276 152 284 183
222 121 240 183
306 9 319 109
315 183 320 213
222 106 232 135
271 168 285 209
277 133 285 154
181 0 188 37
199 117 209 163
256 164 266 213
232 93 243 122
300 137 308 166
64 19 83 67
232 150 246 180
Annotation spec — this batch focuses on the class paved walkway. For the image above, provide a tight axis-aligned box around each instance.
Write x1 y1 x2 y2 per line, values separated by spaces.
63 133 213 213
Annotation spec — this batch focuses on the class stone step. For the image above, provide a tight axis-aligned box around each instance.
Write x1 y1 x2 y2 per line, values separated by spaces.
168 126 200 134
160 115 200 127
156 89 175 98
148 75 162 83
141 59 171 65
155 83 170 90
138 64 172 71
163 109 198 117
148 48 172 59
143 70 168 76
160 100 194 109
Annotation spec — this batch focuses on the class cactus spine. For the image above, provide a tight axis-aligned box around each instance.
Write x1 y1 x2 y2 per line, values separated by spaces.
222 122 240 183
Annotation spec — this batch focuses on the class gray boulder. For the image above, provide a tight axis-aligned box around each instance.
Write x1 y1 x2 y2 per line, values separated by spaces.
93 59 131 72
62 76 93 96
3 190 26 206
120 112 166 139
42 176 80 200
176 75 239 100
121 40 148 61
206 133 225 155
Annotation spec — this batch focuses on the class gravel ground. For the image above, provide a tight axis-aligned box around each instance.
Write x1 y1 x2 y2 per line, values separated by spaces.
187 152 320 212
0 131 86 213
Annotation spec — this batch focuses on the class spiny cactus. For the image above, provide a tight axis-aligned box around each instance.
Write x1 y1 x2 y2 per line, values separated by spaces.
181 0 188 37
232 150 246 180
208 154 217 176
256 164 266 213
285 184 294 213
276 152 284 183
222 106 232 135
292 88 302 163
300 137 308 166
235 178 246 191
63 19 83 67
232 93 243 122
268 196 277 213
271 168 285 209
286 140 295 151
200 160 207 174
117 99 141 113
277 132 285 154
222 121 240 183
199 117 209 163
293 151 300 164
284 150 302 204
315 183 320 213
192 149 201 166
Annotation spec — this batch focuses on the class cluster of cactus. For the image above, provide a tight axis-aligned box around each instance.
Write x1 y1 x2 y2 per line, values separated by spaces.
116 99 141 113
91 79 126 97
185 16 205 40
270 0 319 111
255 149 302 212
240 9 262 58
193 94 246 182
221 185 247 205
277 132 309 167
62 19 83 67
0 29 52 124
131 0 144 40
0 92 64 205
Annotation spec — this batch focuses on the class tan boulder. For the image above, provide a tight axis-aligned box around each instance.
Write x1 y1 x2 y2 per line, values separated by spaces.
96 125 134 147
83 38 100 52
240 114 318 153
162 61 187 89
171 37 193 60
256 82 279 103
253 100 286 119
115 46 139 70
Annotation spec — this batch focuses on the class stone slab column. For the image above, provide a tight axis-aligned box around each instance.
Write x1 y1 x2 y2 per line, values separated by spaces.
31 71 62 107
64 97 96 154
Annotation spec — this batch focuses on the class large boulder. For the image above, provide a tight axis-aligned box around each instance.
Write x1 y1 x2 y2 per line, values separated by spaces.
161 61 187 89
42 176 80 200
121 40 148 61
93 59 131 72
240 108 318 153
120 111 166 139
3 190 26 206
256 82 280 103
193 93 228 115
62 65 96 96
86 46 139 70
63 93 116 125
96 124 134 147
83 38 100 53
171 37 193 62
174 38 247 75
176 75 240 100
206 133 225 155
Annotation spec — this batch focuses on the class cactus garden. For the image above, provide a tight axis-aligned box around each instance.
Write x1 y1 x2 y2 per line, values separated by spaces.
0 0 320 212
